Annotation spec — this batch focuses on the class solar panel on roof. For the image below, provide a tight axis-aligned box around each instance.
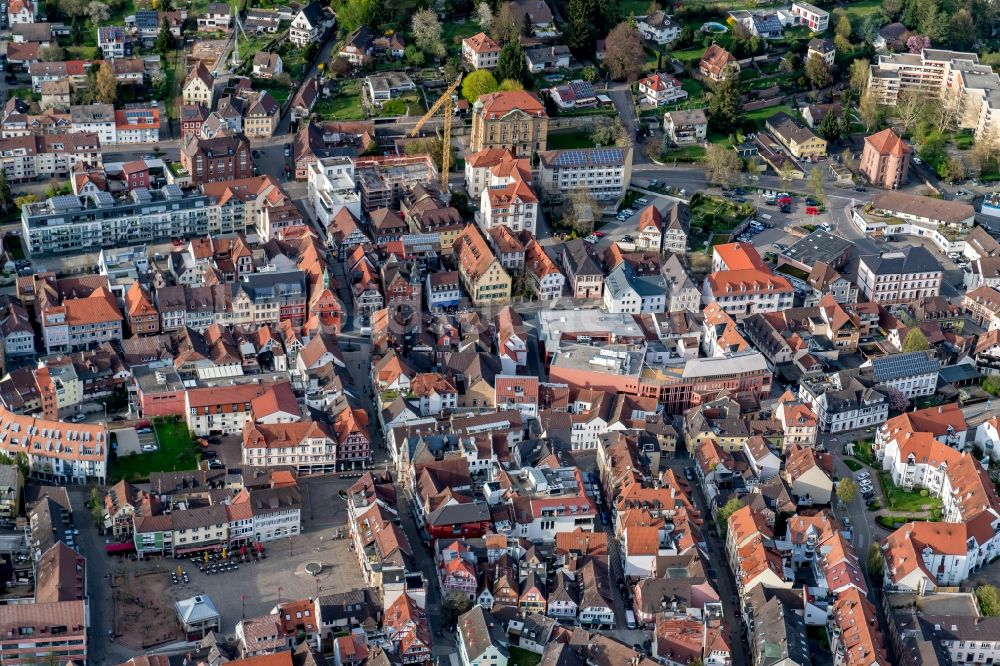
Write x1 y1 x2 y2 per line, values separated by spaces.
49 195 83 211
94 191 115 206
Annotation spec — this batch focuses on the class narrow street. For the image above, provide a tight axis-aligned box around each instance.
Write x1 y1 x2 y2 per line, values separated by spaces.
664 457 749 666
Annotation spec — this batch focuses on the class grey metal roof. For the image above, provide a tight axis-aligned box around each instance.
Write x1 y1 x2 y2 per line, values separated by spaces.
175 595 220 624
860 246 942 276
780 230 852 267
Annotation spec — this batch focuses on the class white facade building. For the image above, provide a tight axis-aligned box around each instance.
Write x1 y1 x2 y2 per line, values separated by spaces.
307 157 362 228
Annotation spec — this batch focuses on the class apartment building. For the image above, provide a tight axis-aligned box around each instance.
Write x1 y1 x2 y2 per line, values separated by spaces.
478 154 538 233
559 238 604 299
354 154 437 212
858 246 942 303
637 72 688 106
0 403 107 483
70 103 117 145
470 91 549 158
453 225 511 306
868 48 1000 140
183 62 215 107
860 128 910 189
787 1 829 30
663 109 708 145
537 146 632 203
21 186 234 256
29 274 124 354
462 32 501 69
306 156 363 227
115 106 161 144
766 112 827 159
180 133 253 184
0 132 101 183
184 382 285 435
289 1 334 47
703 243 793 317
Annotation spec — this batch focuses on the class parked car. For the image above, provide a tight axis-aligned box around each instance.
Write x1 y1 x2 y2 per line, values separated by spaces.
70 413 86 423
203 450 218 459
913 156 923 165
141 444 157 452
622 234 634 242
636 198 649 206
593 231 606 237
584 234 599 244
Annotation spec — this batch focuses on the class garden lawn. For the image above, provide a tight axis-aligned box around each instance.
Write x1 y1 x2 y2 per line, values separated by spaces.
547 130 595 150
844 459 863 472
313 80 366 121
442 20 483 52
509 647 542 666
671 45 706 65
842 0 883 21
664 144 706 162
852 439 876 467
689 195 751 232
878 472 944 514
109 419 200 483
746 104 796 125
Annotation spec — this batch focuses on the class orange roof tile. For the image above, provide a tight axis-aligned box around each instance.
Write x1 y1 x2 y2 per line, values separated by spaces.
865 128 910 158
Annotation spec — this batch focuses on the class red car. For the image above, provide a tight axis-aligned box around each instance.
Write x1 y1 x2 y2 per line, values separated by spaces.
778 196 793 206
594 231 606 238
806 206 820 215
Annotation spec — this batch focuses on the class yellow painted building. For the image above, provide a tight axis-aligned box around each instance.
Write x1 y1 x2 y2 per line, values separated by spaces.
453 225 511 306
470 91 549 158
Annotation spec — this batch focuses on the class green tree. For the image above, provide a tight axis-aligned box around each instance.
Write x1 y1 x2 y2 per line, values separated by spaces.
707 74 744 134
979 585 1000 616
565 0 596 54
96 60 117 105
716 497 744 536
590 116 628 147
411 9 445 59
849 59 871 95
495 40 525 84
836 477 858 504
835 13 853 40
866 543 885 580
0 170 11 213
858 87 883 132
498 79 524 91
949 9 976 50
404 45 426 67
902 328 930 352
39 45 66 61
87 487 104 527
335 0 383 33
818 109 842 140
154 18 174 55
0 451 27 479
603 20 645 82
805 53 832 89
441 591 473 626
808 167 825 202
704 143 742 188
461 69 499 103
917 0 948 42
945 155 966 182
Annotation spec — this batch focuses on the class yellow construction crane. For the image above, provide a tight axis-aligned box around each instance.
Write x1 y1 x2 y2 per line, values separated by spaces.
410 74 463 192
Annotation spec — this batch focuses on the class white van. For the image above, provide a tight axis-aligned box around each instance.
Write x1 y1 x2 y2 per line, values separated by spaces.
625 610 637 629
